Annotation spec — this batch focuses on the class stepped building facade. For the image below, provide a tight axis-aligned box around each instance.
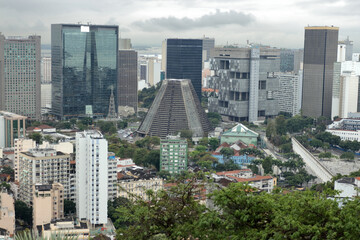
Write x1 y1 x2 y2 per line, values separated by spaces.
137 79 212 138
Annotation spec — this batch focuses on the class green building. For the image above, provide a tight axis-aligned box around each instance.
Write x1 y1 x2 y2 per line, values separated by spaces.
221 123 259 146
0 111 27 148
160 137 188 174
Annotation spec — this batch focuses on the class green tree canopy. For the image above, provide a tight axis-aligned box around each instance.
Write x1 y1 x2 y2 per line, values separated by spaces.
28 132 42 144
208 138 220 151
340 152 355 161
64 199 76 216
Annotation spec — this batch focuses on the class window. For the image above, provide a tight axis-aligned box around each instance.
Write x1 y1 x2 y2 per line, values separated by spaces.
220 60 230 69
259 80 266 90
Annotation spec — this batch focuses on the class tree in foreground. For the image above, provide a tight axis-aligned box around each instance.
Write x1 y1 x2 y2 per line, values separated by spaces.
113 172 360 240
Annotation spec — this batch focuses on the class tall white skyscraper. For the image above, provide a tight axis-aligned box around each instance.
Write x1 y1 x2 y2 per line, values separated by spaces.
76 130 108 225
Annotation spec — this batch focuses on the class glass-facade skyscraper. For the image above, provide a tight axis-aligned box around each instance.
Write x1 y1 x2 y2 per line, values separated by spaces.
51 24 118 119
163 39 203 100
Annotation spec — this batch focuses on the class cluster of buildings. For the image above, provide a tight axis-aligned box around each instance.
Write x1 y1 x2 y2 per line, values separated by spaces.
4 22 360 238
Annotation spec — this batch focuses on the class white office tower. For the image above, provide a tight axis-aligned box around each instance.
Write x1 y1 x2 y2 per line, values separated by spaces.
332 59 360 119
76 130 108 225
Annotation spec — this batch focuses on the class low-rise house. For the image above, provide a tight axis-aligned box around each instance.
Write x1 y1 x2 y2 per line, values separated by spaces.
334 177 360 198
117 168 163 201
221 123 259 146
215 169 277 192
212 141 256 166
27 125 56 133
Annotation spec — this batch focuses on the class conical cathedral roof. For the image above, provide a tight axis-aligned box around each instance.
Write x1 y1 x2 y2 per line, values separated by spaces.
137 79 213 138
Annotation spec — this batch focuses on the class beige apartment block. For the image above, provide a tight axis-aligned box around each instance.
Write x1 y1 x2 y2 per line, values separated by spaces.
39 219 90 239
14 138 36 182
19 148 70 205
33 183 64 229
117 177 163 201
0 189 15 237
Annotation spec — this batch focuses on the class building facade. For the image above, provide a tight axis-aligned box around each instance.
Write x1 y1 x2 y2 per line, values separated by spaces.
163 39 203 99
302 26 339 118
331 59 360 119
18 149 70 205
276 72 302 116
160 137 188 174
76 130 108 225
0 189 15 237
51 24 118 119
137 79 212 138
108 152 117 201
14 138 36 182
33 183 64 228
118 50 138 113
0 34 41 120
117 177 163 201
208 47 280 122
202 37 215 63
0 111 27 148
41 57 51 83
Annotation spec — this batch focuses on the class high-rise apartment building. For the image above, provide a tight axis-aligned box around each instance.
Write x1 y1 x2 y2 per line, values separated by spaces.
18 148 71 205
108 152 117 201
0 34 41 120
76 130 108 225
160 137 188 174
208 47 280 122
41 57 51 83
51 24 118 119
302 26 339 118
162 39 203 99
33 183 64 229
118 50 138 112
14 138 36 182
276 72 302 116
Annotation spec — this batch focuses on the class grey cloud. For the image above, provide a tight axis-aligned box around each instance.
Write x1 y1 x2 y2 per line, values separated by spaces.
1 20 48 33
132 9 255 31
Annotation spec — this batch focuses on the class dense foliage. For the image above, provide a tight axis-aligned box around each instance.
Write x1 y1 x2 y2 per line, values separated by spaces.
108 136 161 170
15 200 32 226
113 173 360 240
138 83 161 108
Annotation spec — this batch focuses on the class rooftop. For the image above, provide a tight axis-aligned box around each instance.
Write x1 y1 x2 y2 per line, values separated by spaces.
222 124 259 137
0 111 27 120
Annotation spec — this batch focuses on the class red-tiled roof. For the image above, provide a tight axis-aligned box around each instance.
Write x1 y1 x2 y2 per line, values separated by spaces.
117 164 135 168
355 177 360 181
27 125 54 131
117 172 125 179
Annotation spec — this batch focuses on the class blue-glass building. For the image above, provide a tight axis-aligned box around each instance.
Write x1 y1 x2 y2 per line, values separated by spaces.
51 24 118 119
164 39 203 100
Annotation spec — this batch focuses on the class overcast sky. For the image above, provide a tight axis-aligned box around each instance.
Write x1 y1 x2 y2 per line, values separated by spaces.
1 0 359 50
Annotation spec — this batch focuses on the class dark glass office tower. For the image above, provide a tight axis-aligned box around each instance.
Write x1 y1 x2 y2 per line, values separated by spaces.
302 26 338 118
51 24 118 119
164 39 203 99
118 50 138 112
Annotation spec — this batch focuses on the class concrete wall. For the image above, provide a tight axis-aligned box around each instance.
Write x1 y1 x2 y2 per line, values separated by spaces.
292 138 333 182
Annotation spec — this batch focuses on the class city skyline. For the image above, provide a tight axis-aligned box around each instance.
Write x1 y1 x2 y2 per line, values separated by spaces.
0 0 359 50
